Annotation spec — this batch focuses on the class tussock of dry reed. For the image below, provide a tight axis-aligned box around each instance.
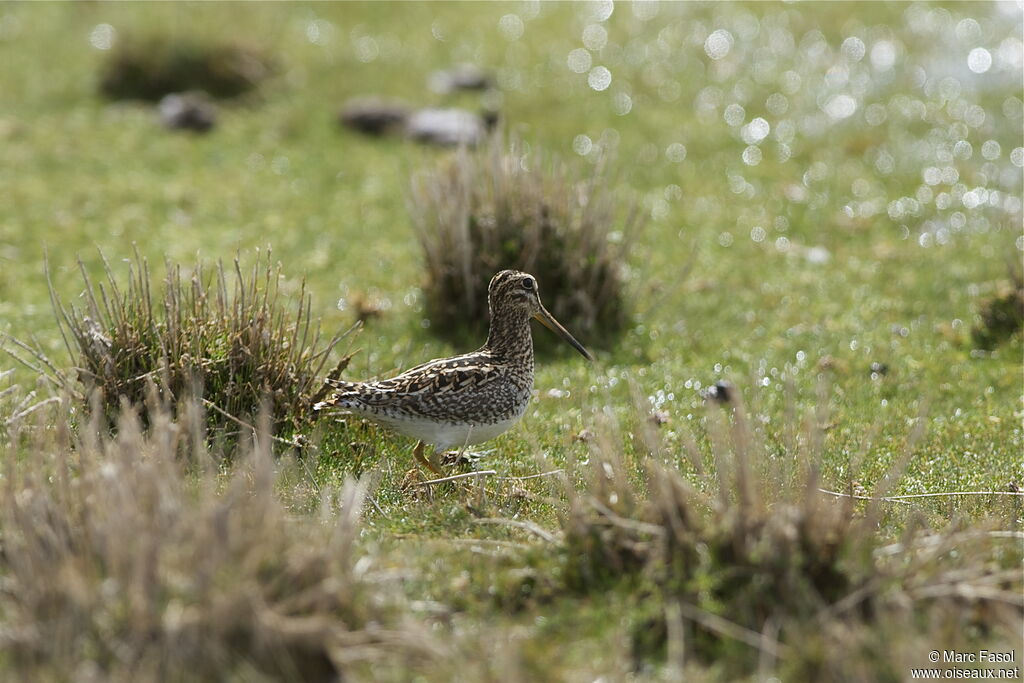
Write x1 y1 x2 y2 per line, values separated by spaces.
99 36 272 101
409 136 642 345
0 395 439 682
10 250 351 433
561 390 1023 680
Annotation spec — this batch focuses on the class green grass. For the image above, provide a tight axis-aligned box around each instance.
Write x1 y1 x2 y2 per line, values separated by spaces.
1 2 1021 680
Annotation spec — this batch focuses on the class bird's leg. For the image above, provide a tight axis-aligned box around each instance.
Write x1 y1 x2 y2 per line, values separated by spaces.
413 441 443 475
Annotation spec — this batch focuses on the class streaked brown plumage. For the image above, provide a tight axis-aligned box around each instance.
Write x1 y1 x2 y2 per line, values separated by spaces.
314 270 592 472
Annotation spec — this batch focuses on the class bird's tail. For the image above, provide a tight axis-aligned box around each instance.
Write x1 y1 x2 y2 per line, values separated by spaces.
313 378 359 412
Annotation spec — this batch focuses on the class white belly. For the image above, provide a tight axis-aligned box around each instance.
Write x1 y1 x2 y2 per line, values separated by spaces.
375 414 521 451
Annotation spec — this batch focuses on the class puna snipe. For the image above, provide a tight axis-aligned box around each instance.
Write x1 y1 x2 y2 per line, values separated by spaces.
314 270 592 473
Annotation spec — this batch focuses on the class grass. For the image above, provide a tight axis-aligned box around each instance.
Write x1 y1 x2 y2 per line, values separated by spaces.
0 2 1022 680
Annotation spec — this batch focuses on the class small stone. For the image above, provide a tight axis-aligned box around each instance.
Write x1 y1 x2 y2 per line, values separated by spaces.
804 246 831 264
347 291 385 323
509 485 529 499
405 107 498 147
574 428 595 443
702 380 733 404
428 64 494 94
817 355 846 373
158 92 216 133
648 410 670 426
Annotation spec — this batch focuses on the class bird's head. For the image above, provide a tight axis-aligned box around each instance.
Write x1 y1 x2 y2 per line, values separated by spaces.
487 270 593 360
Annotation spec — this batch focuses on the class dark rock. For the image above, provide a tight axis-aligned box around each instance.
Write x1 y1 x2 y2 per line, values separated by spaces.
338 97 411 136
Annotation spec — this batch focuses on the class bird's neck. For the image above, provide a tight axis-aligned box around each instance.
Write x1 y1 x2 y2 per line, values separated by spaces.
484 306 534 362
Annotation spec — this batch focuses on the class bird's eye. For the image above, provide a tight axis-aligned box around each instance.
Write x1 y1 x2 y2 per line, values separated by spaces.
522 278 535 291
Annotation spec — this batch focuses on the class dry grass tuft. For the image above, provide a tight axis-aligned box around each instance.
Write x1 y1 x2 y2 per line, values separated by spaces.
562 392 1024 679
29 250 350 433
408 136 642 346
99 36 272 101
0 399 439 681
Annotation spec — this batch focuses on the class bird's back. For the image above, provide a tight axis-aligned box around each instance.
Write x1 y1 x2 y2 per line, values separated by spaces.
315 349 533 425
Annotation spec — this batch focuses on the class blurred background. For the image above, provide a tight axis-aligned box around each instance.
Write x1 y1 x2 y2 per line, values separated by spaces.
0 1 1021 405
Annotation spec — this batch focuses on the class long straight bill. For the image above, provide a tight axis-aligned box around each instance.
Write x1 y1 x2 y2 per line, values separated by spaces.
534 305 594 361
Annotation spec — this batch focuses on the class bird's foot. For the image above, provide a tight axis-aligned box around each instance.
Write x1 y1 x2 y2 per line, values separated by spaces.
441 448 495 468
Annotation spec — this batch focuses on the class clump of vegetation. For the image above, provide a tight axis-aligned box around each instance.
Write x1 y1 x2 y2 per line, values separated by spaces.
36 250 350 432
0 400 438 681
971 264 1024 350
408 137 642 346
99 36 272 101
561 398 1023 679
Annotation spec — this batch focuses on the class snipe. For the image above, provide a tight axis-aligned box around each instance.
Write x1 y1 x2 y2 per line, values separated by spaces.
314 270 592 472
